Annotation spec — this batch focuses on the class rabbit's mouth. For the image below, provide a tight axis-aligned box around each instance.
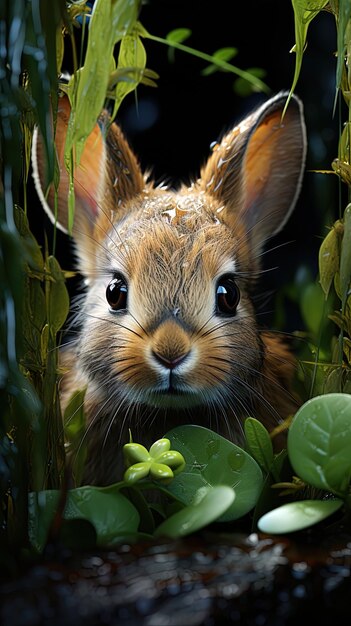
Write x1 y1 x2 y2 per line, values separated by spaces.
144 386 206 410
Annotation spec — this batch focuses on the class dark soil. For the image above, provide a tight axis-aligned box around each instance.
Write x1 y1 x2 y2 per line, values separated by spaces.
1 529 351 626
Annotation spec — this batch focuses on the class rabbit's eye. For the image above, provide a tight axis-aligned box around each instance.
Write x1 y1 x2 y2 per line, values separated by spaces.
106 276 128 311
216 275 240 316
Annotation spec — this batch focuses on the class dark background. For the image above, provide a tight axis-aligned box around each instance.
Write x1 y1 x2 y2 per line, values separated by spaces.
28 0 340 332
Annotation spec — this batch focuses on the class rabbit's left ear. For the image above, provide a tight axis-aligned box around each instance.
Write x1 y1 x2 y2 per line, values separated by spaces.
199 93 306 255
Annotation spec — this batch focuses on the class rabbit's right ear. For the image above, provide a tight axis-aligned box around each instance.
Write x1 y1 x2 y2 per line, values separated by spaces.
32 95 144 269
199 93 306 258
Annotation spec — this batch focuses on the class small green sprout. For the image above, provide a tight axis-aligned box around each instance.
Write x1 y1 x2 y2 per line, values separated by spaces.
123 438 186 484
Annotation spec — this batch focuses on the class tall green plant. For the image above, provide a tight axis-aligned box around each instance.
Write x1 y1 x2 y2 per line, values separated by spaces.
0 0 66 553
289 0 351 395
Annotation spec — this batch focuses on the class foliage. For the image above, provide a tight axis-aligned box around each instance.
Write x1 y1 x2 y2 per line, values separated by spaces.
258 393 351 534
164 425 263 523
28 395 351 548
2 0 351 559
0 0 270 557
28 429 261 549
1 0 67 552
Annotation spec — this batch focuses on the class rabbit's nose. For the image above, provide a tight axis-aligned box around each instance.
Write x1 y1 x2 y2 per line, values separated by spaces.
152 350 189 370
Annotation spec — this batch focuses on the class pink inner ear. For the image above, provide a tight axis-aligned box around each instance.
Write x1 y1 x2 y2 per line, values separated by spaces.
73 126 104 222
54 96 104 224
243 111 284 210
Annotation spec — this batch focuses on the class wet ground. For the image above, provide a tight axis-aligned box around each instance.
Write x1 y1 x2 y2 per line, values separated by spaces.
1 528 351 626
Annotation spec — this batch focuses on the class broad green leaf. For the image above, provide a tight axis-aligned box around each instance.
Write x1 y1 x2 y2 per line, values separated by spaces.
154 485 235 539
340 203 351 311
288 393 351 495
319 225 340 298
244 417 274 473
59 519 97 550
28 485 140 551
257 499 343 534
164 425 263 522
202 47 238 76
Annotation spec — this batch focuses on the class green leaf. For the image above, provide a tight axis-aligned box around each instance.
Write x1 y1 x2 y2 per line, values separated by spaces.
111 31 147 120
58 519 97 550
47 256 70 334
154 485 235 539
257 498 343 534
319 225 340 299
164 425 263 522
202 47 238 76
166 28 192 44
288 393 351 496
28 485 140 551
244 417 274 473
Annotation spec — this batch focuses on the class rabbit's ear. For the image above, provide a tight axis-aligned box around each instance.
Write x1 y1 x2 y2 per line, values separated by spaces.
32 95 144 242
200 93 306 255
32 95 105 237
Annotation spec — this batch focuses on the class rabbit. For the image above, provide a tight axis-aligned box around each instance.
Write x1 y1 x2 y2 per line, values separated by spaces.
32 91 306 485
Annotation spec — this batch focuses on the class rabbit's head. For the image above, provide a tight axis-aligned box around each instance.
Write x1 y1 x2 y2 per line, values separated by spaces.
33 92 306 476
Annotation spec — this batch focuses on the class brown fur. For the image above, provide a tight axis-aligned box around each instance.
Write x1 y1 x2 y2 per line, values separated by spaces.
33 92 306 485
